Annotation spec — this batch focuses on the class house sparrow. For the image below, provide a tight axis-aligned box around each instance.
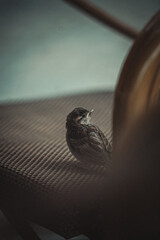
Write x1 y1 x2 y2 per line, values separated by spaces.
66 107 112 166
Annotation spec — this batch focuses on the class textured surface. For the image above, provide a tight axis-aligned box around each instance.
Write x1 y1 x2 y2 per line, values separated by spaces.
0 91 113 237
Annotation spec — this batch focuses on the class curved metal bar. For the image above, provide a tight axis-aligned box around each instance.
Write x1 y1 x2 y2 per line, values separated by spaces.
113 11 160 148
64 0 139 40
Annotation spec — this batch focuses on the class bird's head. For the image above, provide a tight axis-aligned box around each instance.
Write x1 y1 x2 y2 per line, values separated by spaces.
66 107 94 128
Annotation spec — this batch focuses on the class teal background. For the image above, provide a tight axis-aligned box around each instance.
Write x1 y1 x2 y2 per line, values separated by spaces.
0 0 159 102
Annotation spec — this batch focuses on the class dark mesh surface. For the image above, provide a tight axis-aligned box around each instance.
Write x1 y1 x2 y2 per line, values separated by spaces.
0 91 113 237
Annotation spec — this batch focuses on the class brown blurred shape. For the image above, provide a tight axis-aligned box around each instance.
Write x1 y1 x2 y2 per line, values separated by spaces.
64 0 139 39
113 11 160 150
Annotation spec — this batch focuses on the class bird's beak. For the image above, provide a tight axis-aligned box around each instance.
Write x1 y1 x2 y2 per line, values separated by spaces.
90 109 94 114
87 109 94 118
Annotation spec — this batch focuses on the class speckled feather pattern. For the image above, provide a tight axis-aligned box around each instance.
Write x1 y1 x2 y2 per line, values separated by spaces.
66 122 112 166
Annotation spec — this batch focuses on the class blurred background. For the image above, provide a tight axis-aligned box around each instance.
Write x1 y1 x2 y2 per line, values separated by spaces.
0 0 159 102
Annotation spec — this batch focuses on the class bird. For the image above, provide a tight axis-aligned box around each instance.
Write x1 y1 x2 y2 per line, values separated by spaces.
66 107 112 167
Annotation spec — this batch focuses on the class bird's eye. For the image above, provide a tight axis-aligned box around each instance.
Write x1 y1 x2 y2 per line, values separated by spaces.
82 113 86 117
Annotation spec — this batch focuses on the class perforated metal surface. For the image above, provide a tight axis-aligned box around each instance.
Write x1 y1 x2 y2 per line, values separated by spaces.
0 91 113 237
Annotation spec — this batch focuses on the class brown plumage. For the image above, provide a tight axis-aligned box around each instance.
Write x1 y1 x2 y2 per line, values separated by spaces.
66 107 112 166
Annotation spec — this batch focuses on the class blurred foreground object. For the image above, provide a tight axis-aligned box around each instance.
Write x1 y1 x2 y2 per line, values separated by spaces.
113 11 160 149
111 103 160 239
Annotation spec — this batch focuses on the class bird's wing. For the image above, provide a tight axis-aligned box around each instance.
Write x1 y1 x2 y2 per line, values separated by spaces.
68 130 110 163
88 131 106 152
96 128 112 152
